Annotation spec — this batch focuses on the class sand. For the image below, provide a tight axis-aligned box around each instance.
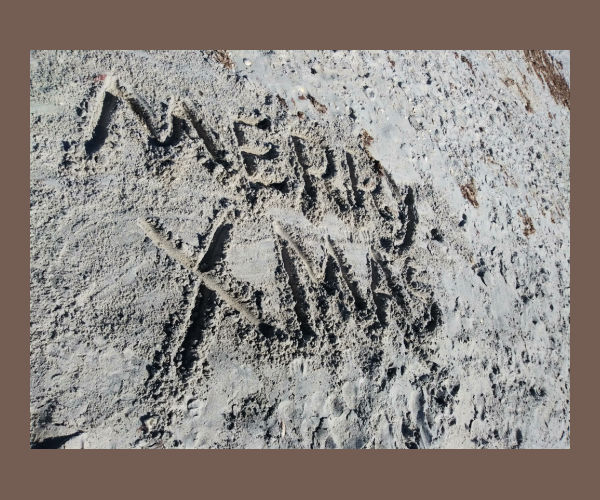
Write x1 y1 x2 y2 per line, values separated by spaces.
29 50 570 448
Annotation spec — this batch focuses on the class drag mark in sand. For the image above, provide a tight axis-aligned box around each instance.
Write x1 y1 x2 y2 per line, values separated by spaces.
272 220 318 283
137 218 261 328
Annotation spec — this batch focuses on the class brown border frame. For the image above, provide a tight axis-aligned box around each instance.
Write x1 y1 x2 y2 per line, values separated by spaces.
5 0 593 497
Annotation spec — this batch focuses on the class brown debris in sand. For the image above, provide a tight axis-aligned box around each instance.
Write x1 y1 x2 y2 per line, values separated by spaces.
520 212 536 237
212 50 234 70
460 178 479 208
360 130 374 148
307 94 327 113
523 50 570 109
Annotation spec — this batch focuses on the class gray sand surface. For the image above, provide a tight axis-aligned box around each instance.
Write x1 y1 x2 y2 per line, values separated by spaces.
30 50 570 448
